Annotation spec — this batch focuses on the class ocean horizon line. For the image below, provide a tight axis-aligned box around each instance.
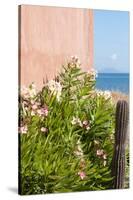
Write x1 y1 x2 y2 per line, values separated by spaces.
97 72 129 74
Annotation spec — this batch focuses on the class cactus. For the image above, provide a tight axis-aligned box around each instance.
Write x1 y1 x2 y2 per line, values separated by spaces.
112 100 129 189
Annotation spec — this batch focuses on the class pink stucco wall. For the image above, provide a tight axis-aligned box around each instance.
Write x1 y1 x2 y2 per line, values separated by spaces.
19 5 93 88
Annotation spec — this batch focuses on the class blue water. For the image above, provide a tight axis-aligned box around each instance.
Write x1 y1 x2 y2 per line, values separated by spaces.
96 73 129 94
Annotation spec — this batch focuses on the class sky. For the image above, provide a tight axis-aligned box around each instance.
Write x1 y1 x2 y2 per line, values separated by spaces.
94 10 129 73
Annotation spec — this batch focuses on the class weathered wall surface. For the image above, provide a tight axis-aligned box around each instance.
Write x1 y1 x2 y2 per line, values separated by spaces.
19 5 93 88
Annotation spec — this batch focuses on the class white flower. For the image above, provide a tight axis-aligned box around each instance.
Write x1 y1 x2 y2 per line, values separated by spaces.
37 107 48 117
103 91 111 100
71 117 82 127
21 83 37 99
47 80 62 93
87 69 98 79
30 100 35 105
71 55 81 65
71 117 78 125
103 154 107 160
19 125 28 134
21 86 30 99
74 140 84 157
110 134 114 140
74 144 83 157
103 160 107 167
96 149 104 156
86 126 90 131
29 83 37 98
56 92 62 102
96 90 111 100
71 55 78 60
31 110 35 116
77 145 83 153
24 107 28 111
47 80 62 101
41 127 48 133
94 140 100 145
74 150 83 156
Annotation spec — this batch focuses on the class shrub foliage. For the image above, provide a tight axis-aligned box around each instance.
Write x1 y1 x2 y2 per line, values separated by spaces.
19 57 115 195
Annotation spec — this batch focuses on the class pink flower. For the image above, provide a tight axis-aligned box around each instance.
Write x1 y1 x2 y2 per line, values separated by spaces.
19 125 28 134
43 107 48 116
37 107 48 117
32 104 38 110
96 149 104 156
41 127 48 133
83 120 90 130
96 150 107 162
83 120 88 126
78 171 86 180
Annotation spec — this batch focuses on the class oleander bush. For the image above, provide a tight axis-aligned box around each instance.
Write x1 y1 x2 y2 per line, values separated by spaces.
19 57 116 195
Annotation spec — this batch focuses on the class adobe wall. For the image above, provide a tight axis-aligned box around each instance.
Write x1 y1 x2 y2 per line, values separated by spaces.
19 5 93 88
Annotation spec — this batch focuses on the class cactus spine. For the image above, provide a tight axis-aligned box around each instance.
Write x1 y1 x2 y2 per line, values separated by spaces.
112 100 129 189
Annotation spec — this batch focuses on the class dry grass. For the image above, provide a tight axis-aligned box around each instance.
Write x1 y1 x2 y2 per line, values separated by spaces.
111 91 129 104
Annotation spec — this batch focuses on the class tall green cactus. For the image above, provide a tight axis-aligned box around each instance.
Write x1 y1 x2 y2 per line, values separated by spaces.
112 100 129 189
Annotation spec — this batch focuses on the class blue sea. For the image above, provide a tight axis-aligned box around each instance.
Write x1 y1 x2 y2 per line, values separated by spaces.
96 73 129 94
